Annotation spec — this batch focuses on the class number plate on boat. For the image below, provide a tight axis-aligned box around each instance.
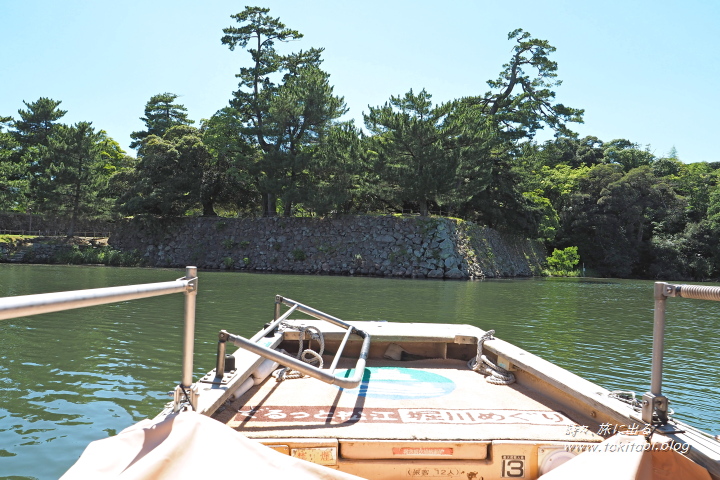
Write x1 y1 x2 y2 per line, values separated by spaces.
291 447 337 465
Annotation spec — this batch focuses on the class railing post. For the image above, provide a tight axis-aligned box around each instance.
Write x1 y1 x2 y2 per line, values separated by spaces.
274 295 283 321
174 266 198 412
642 282 669 424
181 266 198 389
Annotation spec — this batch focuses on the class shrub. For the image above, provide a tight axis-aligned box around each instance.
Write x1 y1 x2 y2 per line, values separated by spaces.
52 246 144 267
546 246 580 276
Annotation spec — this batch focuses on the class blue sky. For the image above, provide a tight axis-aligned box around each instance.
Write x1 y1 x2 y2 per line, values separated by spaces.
1 0 718 163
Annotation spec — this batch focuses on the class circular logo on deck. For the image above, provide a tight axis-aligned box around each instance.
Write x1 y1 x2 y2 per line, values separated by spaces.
338 367 455 399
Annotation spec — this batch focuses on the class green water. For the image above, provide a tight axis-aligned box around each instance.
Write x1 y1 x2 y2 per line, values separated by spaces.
1 264 719 479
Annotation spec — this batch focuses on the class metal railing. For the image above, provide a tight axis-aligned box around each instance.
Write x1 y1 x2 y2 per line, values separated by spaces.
0 266 198 412
643 282 720 424
221 295 371 389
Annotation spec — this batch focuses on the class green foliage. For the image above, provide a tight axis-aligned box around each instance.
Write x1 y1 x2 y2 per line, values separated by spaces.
292 248 306 261
0 234 37 243
0 116 26 211
222 238 236 249
546 246 580 276
34 122 120 234
364 89 464 216
201 108 262 215
130 93 194 150
602 139 655 172
119 125 211 216
14 97 67 149
555 165 686 277
473 29 584 140
222 6 347 217
8 97 67 212
53 246 144 266
223 256 234 269
298 121 368 215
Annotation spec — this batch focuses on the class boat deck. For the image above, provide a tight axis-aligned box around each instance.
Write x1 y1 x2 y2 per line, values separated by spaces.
202 319 675 478
215 357 601 444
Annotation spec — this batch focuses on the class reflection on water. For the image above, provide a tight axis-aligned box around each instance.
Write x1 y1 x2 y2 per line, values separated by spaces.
0 265 719 479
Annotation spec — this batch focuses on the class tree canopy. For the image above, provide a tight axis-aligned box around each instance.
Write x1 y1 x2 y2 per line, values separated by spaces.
129 93 194 150
222 6 346 216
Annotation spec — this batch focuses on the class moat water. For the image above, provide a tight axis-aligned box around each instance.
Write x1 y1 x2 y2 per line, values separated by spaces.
1 264 718 479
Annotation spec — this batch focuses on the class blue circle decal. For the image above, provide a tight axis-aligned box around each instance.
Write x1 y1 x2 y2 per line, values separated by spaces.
338 367 455 399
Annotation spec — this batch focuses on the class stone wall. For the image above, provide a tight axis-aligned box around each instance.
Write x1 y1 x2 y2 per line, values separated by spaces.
109 216 545 279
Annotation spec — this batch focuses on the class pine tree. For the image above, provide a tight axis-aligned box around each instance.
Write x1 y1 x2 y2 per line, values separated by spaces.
130 93 194 150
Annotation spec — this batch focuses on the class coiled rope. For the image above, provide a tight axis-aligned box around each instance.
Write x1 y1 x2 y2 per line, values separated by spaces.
468 330 516 385
272 322 325 381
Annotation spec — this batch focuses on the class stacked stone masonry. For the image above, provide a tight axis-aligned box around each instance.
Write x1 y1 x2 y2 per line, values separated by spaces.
109 216 545 279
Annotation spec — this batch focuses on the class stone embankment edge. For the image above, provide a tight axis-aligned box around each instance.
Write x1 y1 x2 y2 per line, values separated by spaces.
106 216 545 280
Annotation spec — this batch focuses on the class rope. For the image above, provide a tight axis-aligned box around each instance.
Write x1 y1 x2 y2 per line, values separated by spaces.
272 322 325 382
609 390 643 412
468 330 516 385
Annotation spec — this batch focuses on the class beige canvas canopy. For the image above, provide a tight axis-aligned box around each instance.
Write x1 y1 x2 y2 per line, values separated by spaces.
61 411 365 480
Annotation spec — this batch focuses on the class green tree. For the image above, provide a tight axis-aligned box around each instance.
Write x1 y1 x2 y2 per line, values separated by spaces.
0 115 26 211
222 6 346 216
602 139 655 172
201 107 262 215
364 89 464 216
453 29 583 236
11 97 67 211
467 29 584 141
546 246 580 276
298 121 368 215
13 97 67 150
130 93 194 150
120 125 211 216
461 147 551 236
35 122 121 235
672 162 719 222
558 165 684 277
535 136 605 168
652 156 682 178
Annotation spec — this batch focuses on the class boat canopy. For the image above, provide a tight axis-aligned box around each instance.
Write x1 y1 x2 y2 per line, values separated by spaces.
61 411 364 480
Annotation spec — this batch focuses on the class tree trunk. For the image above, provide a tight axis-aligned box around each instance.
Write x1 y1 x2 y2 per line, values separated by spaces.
264 193 277 217
419 198 429 217
202 200 217 217
283 199 293 217
68 177 81 237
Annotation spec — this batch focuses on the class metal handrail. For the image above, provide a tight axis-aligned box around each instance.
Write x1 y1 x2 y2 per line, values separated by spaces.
225 295 371 389
0 275 195 321
0 267 199 411
643 282 720 424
